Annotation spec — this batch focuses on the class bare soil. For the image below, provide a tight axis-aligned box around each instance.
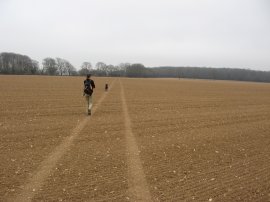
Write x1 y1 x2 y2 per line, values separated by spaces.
0 75 269 201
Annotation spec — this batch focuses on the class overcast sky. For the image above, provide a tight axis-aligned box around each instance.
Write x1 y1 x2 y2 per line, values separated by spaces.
0 0 270 71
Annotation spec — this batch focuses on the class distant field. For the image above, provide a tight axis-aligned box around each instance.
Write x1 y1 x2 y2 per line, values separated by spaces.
0 75 269 201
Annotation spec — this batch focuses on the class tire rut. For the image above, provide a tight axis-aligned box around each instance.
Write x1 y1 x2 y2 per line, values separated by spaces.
120 80 152 202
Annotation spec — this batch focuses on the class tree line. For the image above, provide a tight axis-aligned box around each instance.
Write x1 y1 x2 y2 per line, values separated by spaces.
146 66 270 82
0 52 269 82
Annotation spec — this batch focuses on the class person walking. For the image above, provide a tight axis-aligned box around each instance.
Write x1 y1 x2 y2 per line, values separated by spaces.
83 74 95 115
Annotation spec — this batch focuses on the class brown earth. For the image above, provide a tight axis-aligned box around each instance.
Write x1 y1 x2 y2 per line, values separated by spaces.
0 75 269 201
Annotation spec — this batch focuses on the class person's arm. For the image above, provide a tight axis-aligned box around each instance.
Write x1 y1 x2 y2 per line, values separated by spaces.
91 80 95 89
83 80 85 96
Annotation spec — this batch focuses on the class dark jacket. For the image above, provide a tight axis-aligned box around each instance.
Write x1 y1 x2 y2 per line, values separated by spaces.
84 79 95 95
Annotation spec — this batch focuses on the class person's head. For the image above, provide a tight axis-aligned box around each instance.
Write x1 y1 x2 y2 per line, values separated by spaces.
86 74 91 79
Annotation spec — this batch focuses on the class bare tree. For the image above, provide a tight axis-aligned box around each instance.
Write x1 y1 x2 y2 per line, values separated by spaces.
81 62 92 70
42 57 57 75
56 58 66 76
94 62 107 76
118 63 130 76
31 60 39 74
64 60 76 76
95 62 106 71
79 62 92 75
106 64 115 75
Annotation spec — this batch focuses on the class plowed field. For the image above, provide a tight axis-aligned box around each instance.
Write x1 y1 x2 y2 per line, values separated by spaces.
0 75 269 201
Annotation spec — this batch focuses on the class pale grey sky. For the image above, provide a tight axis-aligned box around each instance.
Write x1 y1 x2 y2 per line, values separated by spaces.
0 0 270 70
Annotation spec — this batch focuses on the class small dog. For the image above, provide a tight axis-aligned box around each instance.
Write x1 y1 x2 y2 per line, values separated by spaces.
105 83 109 91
